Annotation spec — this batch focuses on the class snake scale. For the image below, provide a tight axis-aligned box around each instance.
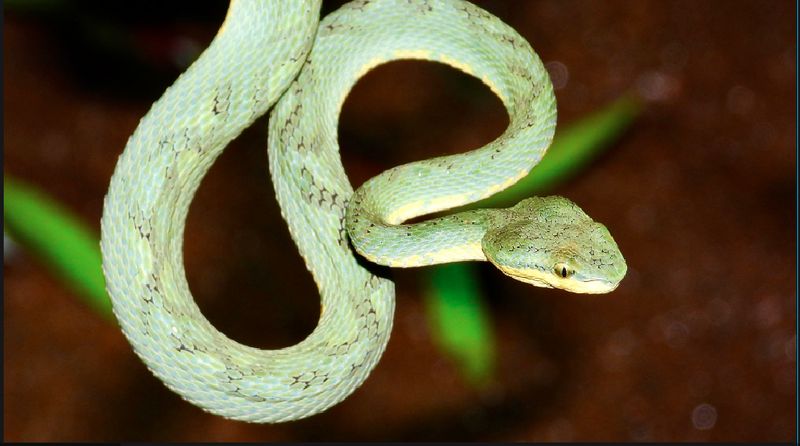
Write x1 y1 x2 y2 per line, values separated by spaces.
100 0 626 423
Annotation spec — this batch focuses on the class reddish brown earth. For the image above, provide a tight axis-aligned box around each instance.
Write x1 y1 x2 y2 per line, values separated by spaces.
4 0 795 441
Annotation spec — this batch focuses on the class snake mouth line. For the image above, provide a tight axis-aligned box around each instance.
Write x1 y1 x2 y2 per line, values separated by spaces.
497 265 618 294
574 278 620 294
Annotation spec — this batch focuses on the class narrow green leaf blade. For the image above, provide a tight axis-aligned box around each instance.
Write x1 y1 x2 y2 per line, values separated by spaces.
424 262 495 386
4 176 112 318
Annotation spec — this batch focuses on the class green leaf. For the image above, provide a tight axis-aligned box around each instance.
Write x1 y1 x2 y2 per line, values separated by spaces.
423 263 495 386
4 176 113 318
423 93 641 385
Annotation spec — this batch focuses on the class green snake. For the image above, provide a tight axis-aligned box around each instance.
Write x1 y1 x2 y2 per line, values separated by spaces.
100 0 626 423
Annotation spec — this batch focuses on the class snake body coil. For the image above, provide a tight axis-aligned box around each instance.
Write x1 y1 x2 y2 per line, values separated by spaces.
101 0 625 423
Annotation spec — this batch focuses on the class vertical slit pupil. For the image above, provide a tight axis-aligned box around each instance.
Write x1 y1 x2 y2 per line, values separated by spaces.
561 267 567 278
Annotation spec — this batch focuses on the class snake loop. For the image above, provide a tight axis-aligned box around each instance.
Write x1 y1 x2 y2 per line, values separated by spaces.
101 0 625 423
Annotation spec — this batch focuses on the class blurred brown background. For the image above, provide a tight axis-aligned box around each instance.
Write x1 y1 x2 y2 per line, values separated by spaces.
4 0 795 441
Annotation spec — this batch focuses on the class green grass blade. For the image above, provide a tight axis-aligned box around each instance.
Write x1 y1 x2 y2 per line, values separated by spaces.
4 176 113 318
424 93 641 385
424 262 495 386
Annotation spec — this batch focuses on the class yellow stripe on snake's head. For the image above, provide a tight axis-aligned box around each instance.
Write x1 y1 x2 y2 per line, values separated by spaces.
494 264 622 294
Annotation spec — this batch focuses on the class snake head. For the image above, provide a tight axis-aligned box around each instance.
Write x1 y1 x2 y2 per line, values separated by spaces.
482 196 627 294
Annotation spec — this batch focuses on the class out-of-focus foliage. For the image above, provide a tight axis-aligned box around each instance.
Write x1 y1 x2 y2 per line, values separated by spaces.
4 176 113 318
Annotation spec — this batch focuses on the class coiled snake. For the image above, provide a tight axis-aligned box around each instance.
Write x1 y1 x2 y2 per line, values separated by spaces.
100 0 626 423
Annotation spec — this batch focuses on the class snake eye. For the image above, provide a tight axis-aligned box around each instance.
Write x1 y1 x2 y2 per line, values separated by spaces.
554 263 573 278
